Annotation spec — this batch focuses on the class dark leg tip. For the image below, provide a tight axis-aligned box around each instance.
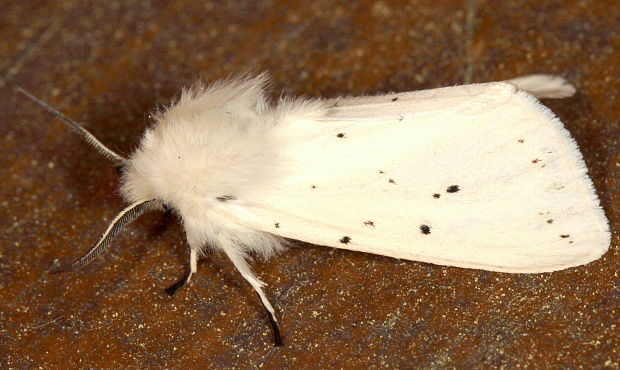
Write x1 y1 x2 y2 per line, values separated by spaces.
164 273 190 296
267 311 284 347
274 334 284 347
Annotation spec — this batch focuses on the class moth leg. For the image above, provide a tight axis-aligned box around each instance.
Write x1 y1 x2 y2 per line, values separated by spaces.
222 245 284 346
165 248 198 296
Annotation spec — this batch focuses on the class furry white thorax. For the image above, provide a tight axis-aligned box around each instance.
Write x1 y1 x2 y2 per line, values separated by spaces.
121 75 325 258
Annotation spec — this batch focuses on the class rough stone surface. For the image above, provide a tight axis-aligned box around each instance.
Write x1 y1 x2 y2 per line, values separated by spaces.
1 0 618 367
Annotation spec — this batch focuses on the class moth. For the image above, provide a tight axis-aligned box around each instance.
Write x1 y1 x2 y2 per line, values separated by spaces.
17 73 610 346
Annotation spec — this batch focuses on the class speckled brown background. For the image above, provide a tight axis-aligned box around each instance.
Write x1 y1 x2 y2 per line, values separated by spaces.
1 0 618 368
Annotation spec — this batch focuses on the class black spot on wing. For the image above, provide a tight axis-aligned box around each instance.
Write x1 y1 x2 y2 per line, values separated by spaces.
340 236 351 244
560 234 570 238
532 158 540 164
337 133 345 138
364 220 375 227
420 225 431 235
311 185 317 189
547 219 554 224
388 178 397 184
433 193 441 199
274 223 280 228
216 195 237 202
391 97 398 102
446 185 460 193
379 170 385 174
518 139 525 143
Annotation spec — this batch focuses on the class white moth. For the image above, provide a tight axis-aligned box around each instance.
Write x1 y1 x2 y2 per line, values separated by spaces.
17 73 610 345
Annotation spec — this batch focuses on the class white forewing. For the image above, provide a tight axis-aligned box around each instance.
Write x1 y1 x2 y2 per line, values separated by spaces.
220 81 609 273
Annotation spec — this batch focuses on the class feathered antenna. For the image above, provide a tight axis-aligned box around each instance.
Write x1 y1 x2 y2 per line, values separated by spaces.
51 199 155 273
15 86 126 163
15 86 149 271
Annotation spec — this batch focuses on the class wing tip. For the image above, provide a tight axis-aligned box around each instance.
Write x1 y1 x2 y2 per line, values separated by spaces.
409 228 611 274
471 238 610 274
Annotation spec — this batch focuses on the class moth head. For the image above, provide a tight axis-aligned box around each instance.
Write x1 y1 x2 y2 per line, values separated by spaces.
17 84 261 271
118 88 257 218
118 116 214 216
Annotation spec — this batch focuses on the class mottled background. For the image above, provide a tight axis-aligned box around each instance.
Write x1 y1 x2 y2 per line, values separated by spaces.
1 0 618 368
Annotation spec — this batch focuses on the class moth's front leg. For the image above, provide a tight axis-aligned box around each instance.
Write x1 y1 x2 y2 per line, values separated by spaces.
165 247 198 296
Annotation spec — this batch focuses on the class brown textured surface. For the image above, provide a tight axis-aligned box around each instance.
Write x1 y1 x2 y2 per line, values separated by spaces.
1 0 619 367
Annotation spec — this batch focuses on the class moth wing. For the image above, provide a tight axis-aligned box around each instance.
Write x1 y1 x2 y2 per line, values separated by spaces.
229 82 610 273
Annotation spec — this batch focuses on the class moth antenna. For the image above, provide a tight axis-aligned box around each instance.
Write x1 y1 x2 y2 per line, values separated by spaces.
51 199 155 274
15 86 126 164
222 246 284 346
